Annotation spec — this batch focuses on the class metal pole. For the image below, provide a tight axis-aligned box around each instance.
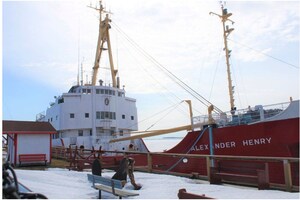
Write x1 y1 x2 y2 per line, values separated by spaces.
208 125 214 167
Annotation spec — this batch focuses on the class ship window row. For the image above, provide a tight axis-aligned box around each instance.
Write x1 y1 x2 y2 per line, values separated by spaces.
96 111 116 120
96 89 116 95
66 112 134 120
81 88 124 97
82 89 92 94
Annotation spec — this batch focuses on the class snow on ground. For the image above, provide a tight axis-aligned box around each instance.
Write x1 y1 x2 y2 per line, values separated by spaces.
15 168 299 199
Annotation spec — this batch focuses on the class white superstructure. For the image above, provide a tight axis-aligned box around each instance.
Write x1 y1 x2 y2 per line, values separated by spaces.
41 84 142 151
37 1 147 152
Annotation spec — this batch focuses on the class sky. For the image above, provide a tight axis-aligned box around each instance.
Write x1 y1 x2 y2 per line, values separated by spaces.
2 0 300 135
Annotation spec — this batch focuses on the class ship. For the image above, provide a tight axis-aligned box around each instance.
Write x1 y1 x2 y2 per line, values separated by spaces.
36 1 148 153
106 4 299 189
38 2 299 188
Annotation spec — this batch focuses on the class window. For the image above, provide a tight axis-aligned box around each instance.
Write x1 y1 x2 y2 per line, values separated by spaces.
100 112 105 119
85 113 89 118
78 130 83 136
131 116 134 120
70 113 75 118
104 112 110 119
89 129 92 136
96 112 101 119
58 98 64 104
96 111 116 120
122 114 125 119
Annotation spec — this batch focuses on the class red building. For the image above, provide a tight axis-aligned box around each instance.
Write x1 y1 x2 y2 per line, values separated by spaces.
2 120 57 166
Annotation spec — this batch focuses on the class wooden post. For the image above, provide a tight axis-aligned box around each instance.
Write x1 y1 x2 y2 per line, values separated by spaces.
283 159 292 192
147 153 152 173
206 156 211 181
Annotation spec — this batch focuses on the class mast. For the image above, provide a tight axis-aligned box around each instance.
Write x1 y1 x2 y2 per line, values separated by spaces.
210 3 236 114
89 1 118 87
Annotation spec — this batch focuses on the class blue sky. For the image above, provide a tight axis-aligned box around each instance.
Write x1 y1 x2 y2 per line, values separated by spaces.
2 0 299 133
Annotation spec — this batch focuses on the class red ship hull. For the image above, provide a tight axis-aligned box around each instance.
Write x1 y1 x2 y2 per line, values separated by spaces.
119 117 299 186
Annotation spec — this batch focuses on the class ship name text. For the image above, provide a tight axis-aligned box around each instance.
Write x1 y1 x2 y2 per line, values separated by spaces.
190 137 272 152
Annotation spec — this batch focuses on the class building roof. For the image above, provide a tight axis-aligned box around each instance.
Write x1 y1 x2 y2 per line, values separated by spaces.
2 120 57 134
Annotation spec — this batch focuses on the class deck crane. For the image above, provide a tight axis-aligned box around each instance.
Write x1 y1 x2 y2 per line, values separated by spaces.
89 1 119 88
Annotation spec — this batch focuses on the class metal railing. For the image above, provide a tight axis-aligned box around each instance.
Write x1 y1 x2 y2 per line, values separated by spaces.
193 101 291 127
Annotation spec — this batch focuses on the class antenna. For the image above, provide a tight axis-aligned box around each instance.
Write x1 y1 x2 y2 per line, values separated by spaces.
77 7 81 86
77 31 80 86
81 57 85 86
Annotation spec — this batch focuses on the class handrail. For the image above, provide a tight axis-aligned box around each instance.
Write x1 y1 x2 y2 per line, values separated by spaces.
52 147 299 192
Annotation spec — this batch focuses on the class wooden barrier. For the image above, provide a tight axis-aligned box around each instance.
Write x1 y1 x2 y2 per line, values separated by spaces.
52 147 299 191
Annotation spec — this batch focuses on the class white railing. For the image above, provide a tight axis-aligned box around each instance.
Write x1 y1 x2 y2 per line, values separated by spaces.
193 101 291 128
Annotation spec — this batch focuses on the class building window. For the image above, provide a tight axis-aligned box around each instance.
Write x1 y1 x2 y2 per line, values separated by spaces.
131 116 134 120
85 113 89 118
90 129 92 136
70 113 75 118
122 114 125 119
78 130 83 136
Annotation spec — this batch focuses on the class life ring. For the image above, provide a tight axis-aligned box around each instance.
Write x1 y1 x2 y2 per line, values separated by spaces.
104 98 109 105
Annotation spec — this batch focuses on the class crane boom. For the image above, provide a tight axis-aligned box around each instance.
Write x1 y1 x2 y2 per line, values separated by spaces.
90 1 118 87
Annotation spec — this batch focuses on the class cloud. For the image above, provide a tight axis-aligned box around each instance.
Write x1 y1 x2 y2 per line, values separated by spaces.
3 0 299 117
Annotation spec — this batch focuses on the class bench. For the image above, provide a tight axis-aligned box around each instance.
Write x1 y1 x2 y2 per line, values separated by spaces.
19 154 47 166
87 174 139 199
210 160 269 190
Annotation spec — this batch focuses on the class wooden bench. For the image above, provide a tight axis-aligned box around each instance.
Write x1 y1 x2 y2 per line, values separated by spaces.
19 154 47 166
87 174 139 199
210 160 269 190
